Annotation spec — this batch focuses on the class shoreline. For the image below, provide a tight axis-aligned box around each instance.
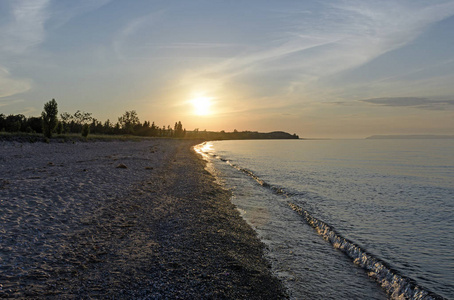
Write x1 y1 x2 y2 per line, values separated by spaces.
0 139 287 298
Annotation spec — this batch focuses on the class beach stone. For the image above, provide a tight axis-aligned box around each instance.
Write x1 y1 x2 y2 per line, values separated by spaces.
0 139 287 299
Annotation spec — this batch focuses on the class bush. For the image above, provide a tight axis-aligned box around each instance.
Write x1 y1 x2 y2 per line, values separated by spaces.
81 123 90 137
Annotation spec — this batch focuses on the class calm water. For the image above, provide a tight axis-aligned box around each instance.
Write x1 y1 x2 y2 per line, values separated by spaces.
195 139 454 299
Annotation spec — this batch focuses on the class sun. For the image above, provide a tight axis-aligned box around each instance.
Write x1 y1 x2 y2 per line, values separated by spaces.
191 96 212 116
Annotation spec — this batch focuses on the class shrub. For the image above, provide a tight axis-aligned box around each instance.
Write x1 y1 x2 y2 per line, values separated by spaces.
81 123 90 137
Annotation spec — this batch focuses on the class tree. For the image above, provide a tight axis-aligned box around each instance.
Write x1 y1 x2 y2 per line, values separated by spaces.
60 112 73 133
81 123 90 137
56 121 63 134
103 119 113 134
0 114 5 131
118 110 139 134
42 99 58 138
150 122 158 136
174 121 185 138
5 114 25 132
89 118 102 134
26 117 42 133
74 110 93 126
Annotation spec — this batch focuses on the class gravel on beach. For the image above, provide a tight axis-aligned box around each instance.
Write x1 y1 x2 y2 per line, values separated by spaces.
0 139 287 299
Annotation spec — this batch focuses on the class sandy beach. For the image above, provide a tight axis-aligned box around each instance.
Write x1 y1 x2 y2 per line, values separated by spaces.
0 139 287 299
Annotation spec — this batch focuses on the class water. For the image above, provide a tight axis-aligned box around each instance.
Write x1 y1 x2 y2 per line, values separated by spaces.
195 139 454 299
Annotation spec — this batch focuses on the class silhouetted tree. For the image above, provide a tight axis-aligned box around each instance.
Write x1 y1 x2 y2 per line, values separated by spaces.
173 121 185 138
42 99 58 138
150 122 158 136
81 123 90 137
0 114 5 131
114 122 121 134
25 117 42 133
60 112 73 133
74 110 93 126
56 121 63 134
89 118 103 134
5 114 24 132
118 110 139 134
103 119 113 134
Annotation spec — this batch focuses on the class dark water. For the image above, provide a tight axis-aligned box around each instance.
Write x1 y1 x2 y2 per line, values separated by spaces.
195 139 454 299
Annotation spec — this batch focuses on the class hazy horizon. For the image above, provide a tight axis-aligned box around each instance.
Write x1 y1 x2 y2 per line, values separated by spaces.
1 1 454 138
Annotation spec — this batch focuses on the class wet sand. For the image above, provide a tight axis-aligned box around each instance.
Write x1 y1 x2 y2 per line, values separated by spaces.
0 139 287 298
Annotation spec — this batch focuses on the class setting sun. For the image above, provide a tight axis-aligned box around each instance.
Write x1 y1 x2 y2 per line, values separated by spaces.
191 96 212 116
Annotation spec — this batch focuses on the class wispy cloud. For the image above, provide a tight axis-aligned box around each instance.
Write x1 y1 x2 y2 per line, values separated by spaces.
46 0 112 29
0 99 24 108
189 1 454 102
361 97 454 110
19 106 37 116
0 0 49 102
104 1 454 122
0 0 113 54
0 67 31 98
145 43 241 50
0 0 114 100
0 0 50 53
113 10 166 60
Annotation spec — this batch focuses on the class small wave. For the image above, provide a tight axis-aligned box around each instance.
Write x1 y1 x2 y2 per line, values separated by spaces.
288 203 445 300
231 165 289 196
203 149 446 300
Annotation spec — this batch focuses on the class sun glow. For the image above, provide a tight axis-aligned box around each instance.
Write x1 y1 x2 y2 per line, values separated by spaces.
191 96 212 116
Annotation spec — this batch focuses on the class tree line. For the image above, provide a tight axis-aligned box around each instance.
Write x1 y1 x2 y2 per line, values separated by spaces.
1 99 299 140
1 99 186 138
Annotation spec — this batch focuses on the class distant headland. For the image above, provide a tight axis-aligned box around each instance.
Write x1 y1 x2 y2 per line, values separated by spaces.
366 135 454 140
187 130 299 140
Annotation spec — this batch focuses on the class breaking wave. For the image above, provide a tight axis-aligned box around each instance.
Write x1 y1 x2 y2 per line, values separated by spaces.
288 203 444 300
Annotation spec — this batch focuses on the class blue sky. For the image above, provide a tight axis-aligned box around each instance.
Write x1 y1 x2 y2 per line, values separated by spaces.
1 0 454 138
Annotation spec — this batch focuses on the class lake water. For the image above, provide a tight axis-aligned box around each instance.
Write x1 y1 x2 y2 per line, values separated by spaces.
195 139 454 299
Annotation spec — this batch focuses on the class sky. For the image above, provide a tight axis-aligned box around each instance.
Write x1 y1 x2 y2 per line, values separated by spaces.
1 0 454 138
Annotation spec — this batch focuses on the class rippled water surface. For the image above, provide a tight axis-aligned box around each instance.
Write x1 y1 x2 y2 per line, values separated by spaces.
196 139 454 299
